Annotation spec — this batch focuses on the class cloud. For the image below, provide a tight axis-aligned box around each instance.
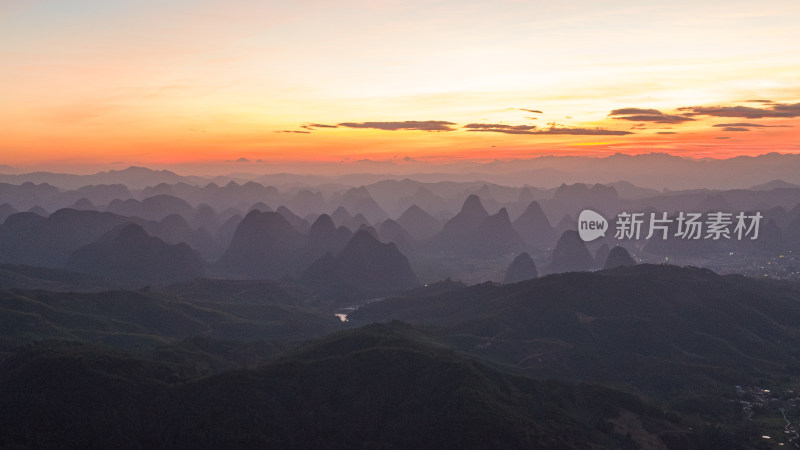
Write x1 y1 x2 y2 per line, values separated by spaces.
715 137 730 139
720 127 750 132
464 123 632 135
657 132 677 134
236 157 250 162
712 122 791 128
519 108 543 114
678 102 800 118
464 123 538 134
610 108 662 115
337 120 456 131
467 128 539 135
276 130 311 134
301 123 338 130
540 127 633 135
609 108 695 123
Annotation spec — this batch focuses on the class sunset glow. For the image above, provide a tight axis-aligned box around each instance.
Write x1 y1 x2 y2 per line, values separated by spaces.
3 0 800 172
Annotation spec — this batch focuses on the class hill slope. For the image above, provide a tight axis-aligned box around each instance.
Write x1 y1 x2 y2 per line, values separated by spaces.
0 323 717 449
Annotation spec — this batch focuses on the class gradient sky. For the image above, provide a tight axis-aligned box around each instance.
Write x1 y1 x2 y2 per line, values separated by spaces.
2 0 800 173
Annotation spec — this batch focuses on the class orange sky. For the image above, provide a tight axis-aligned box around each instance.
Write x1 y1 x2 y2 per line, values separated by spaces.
2 0 800 173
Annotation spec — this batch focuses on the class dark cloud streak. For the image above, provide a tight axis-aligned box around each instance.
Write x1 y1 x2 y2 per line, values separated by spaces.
337 120 457 131
679 102 800 118
712 122 791 128
609 108 695 123
465 124 632 135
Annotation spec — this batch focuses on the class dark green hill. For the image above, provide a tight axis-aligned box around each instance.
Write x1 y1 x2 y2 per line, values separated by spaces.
0 263 117 291
0 285 343 353
0 340 176 449
0 323 721 449
159 277 311 306
349 264 800 397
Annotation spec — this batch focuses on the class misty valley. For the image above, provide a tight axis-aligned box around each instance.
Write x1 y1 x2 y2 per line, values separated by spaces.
2 165 800 448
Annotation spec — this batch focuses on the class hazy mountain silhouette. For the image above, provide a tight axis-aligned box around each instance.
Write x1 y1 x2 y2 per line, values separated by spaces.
105 194 196 223
248 201 273 213
551 183 619 213
603 246 636 269
377 218 416 255
431 194 489 253
297 214 351 268
356 224 379 239
397 185 447 215
69 197 96 210
216 214 243 247
65 223 204 285
503 252 538 283
549 230 594 272
0 166 192 190
344 212 371 231
472 208 527 257
105 198 141 217
276 205 310 233
191 181 279 212
217 210 302 279
0 209 131 267
553 213 575 236
155 214 222 260
27 206 48 216
337 186 389 223
593 242 610 268
396 204 442 240
330 205 354 228
749 179 800 190
302 230 418 291
0 181 62 212
191 204 220 234
512 200 555 246
307 213 337 247
288 189 326 217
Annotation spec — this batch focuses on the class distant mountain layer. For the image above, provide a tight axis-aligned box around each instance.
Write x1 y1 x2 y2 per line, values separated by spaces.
65 223 205 286
430 195 528 257
8 154 800 190
302 230 419 291
504 252 538 283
